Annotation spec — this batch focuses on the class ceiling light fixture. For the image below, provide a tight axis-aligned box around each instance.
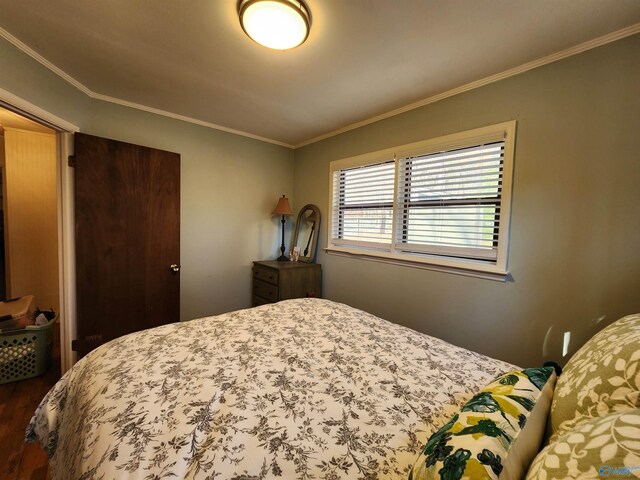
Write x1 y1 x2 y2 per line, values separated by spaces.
238 0 311 50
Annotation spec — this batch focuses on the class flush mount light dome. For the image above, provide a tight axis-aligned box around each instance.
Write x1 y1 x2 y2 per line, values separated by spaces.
238 0 311 50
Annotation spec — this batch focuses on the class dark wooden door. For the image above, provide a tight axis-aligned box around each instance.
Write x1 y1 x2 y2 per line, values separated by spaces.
73 133 180 358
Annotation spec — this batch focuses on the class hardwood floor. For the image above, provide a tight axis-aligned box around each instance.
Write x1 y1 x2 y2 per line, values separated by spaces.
0 325 60 480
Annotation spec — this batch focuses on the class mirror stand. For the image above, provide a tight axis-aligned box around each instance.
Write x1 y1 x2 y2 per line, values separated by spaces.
290 204 321 263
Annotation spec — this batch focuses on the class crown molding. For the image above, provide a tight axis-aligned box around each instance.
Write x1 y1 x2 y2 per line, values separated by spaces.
0 27 94 97
89 91 295 148
0 26 294 148
1 23 638 150
295 23 640 148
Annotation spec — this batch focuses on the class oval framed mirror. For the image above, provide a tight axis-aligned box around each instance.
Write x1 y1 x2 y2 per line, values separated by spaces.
290 204 321 263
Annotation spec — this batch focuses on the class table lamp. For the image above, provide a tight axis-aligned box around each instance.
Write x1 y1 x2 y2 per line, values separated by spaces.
272 195 293 261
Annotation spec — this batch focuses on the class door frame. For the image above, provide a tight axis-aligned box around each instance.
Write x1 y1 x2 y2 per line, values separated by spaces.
0 88 79 372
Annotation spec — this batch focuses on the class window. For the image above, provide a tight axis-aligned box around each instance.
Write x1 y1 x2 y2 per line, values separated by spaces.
331 160 395 248
328 122 516 279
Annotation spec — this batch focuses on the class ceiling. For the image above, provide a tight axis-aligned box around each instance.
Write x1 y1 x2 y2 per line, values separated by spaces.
0 1 638 147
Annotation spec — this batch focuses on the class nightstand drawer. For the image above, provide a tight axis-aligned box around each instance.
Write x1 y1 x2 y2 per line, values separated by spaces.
251 260 321 306
253 278 278 302
253 265 278 285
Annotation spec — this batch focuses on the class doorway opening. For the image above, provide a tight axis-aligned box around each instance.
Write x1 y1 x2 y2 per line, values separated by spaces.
0 107 58 307
0 104 62 378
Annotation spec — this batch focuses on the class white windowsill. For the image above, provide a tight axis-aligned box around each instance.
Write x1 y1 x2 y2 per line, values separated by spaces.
325 246 510 282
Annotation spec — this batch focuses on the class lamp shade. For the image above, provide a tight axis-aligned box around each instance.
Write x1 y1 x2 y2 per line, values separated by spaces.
272 195 293 216
238 0 311 50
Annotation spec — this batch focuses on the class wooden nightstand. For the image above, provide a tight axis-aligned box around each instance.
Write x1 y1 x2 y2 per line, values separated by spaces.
252 260 322 306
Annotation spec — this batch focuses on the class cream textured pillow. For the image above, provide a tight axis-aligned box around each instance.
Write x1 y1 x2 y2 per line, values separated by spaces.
550 313 640 439
526 409 640 480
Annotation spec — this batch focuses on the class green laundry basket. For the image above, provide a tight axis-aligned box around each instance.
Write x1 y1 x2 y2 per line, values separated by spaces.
0 313 57 384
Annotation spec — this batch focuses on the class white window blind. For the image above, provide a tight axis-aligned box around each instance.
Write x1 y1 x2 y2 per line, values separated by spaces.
331 160 395 249
395 142 505 260
328 122 515 278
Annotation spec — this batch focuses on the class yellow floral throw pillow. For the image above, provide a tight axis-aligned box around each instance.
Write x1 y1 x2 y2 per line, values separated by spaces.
409 367 555 480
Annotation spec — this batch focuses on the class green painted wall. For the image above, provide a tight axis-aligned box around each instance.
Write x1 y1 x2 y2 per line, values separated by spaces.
293 34 640 367
0 37 295 320
2 32 638 367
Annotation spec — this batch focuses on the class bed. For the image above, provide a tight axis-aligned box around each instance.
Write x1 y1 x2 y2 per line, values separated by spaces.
27 298 517 479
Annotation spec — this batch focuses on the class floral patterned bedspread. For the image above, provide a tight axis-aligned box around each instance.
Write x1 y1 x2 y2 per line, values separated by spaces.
27 298 515 480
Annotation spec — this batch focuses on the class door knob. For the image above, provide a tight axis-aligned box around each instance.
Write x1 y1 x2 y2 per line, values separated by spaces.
170 264 181 272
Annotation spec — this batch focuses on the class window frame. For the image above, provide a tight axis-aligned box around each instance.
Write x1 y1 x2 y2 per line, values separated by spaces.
331 157 396 251
327 121 516 281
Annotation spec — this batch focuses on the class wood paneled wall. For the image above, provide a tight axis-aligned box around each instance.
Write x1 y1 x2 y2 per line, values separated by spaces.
2 128 59 311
